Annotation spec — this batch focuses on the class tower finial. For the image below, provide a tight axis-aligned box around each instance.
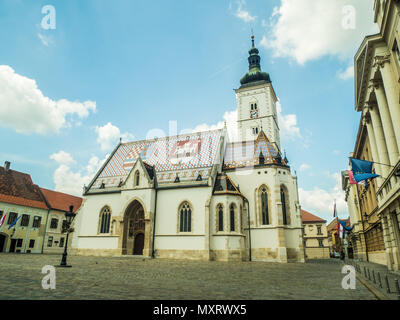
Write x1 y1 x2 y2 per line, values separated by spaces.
251 29 255 47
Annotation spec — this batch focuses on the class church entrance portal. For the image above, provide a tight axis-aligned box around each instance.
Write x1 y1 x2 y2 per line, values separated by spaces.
122 201 145 255
133 233 144 255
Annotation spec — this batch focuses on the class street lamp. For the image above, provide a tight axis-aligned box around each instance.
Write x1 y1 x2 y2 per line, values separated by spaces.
58 205 76 268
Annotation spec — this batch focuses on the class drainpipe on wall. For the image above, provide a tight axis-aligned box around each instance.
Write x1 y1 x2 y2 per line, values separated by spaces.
151 182 158 258
41 209 50 254
244 197 252 262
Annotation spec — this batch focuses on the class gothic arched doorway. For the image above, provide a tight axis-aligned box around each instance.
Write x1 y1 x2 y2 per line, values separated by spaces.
133 233 144 255
122 200 145 255
0 233 7 252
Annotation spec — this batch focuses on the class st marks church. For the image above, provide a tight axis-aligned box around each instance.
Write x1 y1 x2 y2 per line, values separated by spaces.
71 36 305 263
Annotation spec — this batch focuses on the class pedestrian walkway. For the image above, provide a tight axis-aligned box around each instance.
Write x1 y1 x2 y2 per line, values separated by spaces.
345 258 400 300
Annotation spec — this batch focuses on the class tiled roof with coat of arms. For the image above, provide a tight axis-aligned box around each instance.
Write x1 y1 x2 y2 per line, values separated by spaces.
88 129 225 190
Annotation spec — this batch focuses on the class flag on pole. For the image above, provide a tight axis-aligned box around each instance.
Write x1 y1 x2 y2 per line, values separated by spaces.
0 213 7 228
333 202 337 218
350 158 380 183
337 221 343 239
8 215 21 230
347 170 357 185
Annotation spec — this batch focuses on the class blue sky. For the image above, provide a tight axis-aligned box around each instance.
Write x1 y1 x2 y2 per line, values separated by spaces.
0 0 378 222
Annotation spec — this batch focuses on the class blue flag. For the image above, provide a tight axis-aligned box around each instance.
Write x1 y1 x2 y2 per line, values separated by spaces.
350 158 380 183
8 215 21 230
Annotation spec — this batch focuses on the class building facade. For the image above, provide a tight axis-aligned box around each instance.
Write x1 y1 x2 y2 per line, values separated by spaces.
40 188 82 254
301 210 329 259
0 162 49 253
0 161 83 254
72 37 305 263
343 0 400 270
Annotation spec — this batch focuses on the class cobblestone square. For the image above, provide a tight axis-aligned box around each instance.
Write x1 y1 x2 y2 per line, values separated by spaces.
0 254 375 300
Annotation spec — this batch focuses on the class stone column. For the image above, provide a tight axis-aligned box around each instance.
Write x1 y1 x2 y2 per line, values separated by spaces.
375 56 400 153
363 113 382 186
367 103 390 177
371 79 399 166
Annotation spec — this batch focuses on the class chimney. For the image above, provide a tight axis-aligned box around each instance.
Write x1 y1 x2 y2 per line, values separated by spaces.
4 161 10 172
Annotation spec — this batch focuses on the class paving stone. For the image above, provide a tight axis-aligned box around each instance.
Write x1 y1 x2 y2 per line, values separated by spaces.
0 254 375 300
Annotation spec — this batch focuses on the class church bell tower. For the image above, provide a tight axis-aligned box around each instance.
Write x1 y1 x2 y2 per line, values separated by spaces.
236 35 280 152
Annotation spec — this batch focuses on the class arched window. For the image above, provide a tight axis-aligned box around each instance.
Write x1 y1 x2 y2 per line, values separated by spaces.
261 187 270 225
99 206 111 234
280 187 290 225
179 202 192 232
134 170 140 186
217 204 224 232
230 204 236 232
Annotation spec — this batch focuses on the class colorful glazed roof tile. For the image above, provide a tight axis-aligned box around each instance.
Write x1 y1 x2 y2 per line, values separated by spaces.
89 129 224 189
213 173 242 196
224 131 285 169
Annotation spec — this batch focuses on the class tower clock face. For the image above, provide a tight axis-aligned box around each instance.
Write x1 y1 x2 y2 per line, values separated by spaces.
251 110 258 118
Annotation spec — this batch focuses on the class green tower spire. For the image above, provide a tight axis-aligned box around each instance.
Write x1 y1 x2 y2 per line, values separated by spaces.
240 35 271 88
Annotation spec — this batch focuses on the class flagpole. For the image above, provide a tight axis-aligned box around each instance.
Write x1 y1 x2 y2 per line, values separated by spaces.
355 184 369 262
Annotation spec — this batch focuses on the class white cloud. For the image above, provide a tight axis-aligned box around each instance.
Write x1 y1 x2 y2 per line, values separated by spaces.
50 151 108 196
299 163 311 171
192 110 239 142
338 65 354 80
276 101 301 140
49 151 76 166
191 100 302 143
233 0 256 23
0 65 96 135
95 122 134 151
264 0 378 64
299 172 348 221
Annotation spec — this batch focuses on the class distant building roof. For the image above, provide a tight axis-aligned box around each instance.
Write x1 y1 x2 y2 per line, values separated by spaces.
40 188 82 213
301 209 326 223
0 165 48 210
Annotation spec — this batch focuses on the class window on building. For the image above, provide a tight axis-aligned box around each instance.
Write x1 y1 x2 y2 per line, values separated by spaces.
62 220 68 233
59 237 65 248
318 239 324 248
135 170 140 186
32 216 41 228
29 240 35 248
217 204 224 232
50 218 58 229
317 225 322 235
20 214 30 227
47 236 53 247
179 202 192 232
16 239 23 247
261 187 270 225
99 207 111 234
252 127 259 135
281 188 288 225
393 40 400 67
230 204 236 232
7 212 18 225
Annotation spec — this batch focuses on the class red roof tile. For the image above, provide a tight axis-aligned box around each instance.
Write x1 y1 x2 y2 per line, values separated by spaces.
40 188 82 213
301 209 326 223
0 167 48 210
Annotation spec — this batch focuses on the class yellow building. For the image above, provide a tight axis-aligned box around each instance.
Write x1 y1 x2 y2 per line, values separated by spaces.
343 0 400 271
0 161 82 254
0 162 48 253
301 210 329 259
